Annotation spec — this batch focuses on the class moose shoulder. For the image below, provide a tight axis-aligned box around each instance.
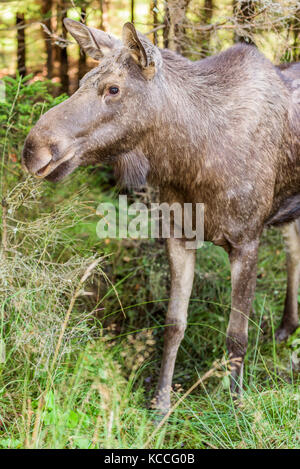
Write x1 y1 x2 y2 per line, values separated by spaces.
22 19 300 413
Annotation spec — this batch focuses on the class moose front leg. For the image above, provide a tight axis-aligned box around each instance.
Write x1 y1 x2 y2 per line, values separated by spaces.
155 237 196 413
226 240 259 395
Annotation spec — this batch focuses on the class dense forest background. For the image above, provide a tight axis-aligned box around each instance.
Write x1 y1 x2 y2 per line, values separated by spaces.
1 0 300 95
0 1 300 450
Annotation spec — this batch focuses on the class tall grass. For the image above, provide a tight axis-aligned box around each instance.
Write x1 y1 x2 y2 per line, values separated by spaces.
0 76 299 449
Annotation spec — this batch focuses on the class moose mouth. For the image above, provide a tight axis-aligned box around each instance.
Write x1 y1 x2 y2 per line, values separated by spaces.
36 161 53 178
45 159 77 182
35 147 76 180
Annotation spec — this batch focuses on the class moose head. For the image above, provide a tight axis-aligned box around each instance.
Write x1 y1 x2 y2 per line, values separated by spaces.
22 19 163 185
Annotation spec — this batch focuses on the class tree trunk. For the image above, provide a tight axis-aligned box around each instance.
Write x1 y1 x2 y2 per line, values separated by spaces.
16 13 26 76
292 6 300 61
52 0 61 84
78 7 87 87
233 0 256 44
166 0 190 54
131 0 134 23
41 0 53 79
60 4 69 94
100 0 110 31
163 2 170 49
151 0 158 46
199 0 214 56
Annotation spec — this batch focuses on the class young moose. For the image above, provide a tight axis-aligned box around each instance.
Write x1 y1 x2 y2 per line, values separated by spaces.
22 19 300 412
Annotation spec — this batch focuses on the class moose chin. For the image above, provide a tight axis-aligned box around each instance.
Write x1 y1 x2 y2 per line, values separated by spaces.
22 18 300 413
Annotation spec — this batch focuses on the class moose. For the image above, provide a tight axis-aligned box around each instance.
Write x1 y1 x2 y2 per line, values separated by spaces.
22 19 300 413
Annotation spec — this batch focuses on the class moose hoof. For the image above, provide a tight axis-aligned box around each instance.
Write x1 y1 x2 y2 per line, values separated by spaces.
152 389 171 417
151 399 170 426
230 385 243 402
275 324 298 343
152 410 169 427
154 399 170 415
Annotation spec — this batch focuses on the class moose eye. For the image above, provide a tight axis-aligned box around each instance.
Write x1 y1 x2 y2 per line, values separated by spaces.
108 86 119 95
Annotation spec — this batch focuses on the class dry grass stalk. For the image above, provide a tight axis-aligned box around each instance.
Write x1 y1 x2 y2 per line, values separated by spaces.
49 257 103 375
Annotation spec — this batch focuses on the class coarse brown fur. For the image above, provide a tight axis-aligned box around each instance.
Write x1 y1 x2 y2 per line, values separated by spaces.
22 20 300 412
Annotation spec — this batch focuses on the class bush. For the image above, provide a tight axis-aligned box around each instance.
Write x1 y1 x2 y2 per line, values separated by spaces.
0 73 67 182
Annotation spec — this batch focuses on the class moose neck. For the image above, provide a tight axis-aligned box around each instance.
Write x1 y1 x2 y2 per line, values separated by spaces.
140 50 219 191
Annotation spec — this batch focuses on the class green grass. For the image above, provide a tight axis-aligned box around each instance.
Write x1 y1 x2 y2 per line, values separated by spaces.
0 168 299 449
0 76 299 449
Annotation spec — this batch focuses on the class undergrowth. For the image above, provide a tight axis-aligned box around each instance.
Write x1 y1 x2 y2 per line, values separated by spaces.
0 76 299 449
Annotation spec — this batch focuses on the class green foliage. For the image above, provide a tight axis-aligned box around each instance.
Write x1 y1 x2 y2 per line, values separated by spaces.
0 74 67 173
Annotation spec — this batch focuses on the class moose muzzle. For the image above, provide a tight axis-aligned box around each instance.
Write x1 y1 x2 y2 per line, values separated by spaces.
22 134 76 179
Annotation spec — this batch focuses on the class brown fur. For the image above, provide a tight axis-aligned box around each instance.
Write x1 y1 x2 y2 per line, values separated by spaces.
22 20 300 411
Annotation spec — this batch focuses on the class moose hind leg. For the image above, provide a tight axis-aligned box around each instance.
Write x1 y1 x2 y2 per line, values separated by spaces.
154 238 195 413
226 240 259 395
276 220 300 342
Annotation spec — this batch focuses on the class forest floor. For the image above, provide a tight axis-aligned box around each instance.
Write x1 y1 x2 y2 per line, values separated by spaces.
0 76 299 449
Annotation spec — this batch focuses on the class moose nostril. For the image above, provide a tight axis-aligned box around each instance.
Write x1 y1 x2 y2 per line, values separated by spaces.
22 138 53 175
23 136 60 164
22 138 36 166
50 143 60 161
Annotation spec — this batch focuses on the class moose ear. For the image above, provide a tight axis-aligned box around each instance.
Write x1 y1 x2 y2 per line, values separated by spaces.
63 18 121 60
122 22 161 79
